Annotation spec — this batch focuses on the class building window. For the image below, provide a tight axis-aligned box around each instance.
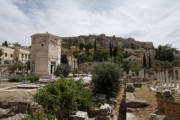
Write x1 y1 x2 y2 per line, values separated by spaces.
5 53 7 57
10 54 13 58
25 54 27 59
129 59 131 62
133 59 136 62
22 54 24 58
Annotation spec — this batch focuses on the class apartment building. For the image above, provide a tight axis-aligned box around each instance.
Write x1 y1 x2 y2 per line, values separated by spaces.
0 46 30 64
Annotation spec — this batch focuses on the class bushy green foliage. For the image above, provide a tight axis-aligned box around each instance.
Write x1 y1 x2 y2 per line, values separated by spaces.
73 51 80 58
21 112 46 120
0 49 3 57
8 75 25 82
122 62 131 73
84 43 93 51
93 49 109 62
72 68 79 75
155 45 176 62
27 75 39 83
172 58 180 66
34 79 93 119
8 63 25 74
91 62 122 97
143 53 147 68
79 42 84 50
131 66 141 75
61 54 68 64
54 64 71 77
2 41 8 47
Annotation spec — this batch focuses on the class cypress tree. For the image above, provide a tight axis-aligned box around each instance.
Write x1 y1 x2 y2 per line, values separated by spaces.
94 39 97 51
109 41 113 57
143 53 147 68
148 55 152 68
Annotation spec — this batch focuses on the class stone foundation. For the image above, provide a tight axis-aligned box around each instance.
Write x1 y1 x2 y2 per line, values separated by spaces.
156 92 180 118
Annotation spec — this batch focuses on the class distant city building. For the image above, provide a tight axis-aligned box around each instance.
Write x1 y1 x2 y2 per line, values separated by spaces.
174 52 180 59
125 55 142 67
0 46 30 64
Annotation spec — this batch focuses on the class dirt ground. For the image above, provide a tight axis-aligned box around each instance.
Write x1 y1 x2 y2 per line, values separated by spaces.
0 82 20 89
133 84 157 120
0 82 36 100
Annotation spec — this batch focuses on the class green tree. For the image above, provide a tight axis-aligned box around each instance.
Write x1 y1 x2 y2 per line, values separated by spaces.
79 43 84 50
93 49 108 62
84 43 93 52
91 62 122 98
143 53 147 68
148 55 152 68
155 44 176 62
13 42 21 47
13 47 20 63
34 79 93 119
2 41 8 47
54 64 71 77
94 40 97 51
0 49 3 57
61 54 68 64
122 62 131 74
109 41 113 58
73 51 80 58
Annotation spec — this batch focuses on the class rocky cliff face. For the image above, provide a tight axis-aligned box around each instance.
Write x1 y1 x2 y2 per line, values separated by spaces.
62 34 154 49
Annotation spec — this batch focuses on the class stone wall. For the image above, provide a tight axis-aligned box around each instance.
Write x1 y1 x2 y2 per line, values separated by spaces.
156 92 180 117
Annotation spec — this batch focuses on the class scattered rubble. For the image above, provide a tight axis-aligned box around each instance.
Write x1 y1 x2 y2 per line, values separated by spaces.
126 99 149 108
126 83 135 93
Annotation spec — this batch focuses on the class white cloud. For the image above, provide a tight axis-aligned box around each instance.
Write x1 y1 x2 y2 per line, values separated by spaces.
0 0 180 49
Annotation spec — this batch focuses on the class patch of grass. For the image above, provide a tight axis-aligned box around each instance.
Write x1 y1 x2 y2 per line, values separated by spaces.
134 85 156 105
134 84 157 120
173 92 180 103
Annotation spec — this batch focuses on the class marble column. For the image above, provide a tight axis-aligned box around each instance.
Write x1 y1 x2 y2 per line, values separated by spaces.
165 70 169 84
173 70 177 88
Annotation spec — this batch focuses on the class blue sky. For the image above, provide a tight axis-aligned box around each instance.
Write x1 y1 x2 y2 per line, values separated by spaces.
0 0 180 49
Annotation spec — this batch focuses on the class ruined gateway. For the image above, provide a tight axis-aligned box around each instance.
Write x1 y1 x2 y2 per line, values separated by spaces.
31 33 61 76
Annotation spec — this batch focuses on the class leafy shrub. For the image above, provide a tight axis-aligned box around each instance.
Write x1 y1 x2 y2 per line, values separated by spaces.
54 64 71 77
72 68 79 76
93 49 109 62
61 54 68 64
8 63 25 74
73 51 80 58
91 62 122 98
27 75 39 83
21 112 46 120
8 75 25 82
34 79 93 119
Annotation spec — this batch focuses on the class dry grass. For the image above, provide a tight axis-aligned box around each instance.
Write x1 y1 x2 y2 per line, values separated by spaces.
133 84 157 120
134 84 157 105
173 92 180 103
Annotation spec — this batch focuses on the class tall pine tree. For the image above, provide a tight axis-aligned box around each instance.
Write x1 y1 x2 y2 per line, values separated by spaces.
109 41 113 57
143 53 147 68
94 39 97 51
148 55 152 68
143 53 147 78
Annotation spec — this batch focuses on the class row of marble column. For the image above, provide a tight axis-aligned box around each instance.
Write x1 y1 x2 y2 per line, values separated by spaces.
156 69 180 88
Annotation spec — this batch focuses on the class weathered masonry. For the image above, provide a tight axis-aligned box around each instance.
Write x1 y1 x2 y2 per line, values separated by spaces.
31 33 61 76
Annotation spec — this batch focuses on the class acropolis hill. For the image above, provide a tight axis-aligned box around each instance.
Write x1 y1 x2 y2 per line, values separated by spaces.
62 34 154 49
